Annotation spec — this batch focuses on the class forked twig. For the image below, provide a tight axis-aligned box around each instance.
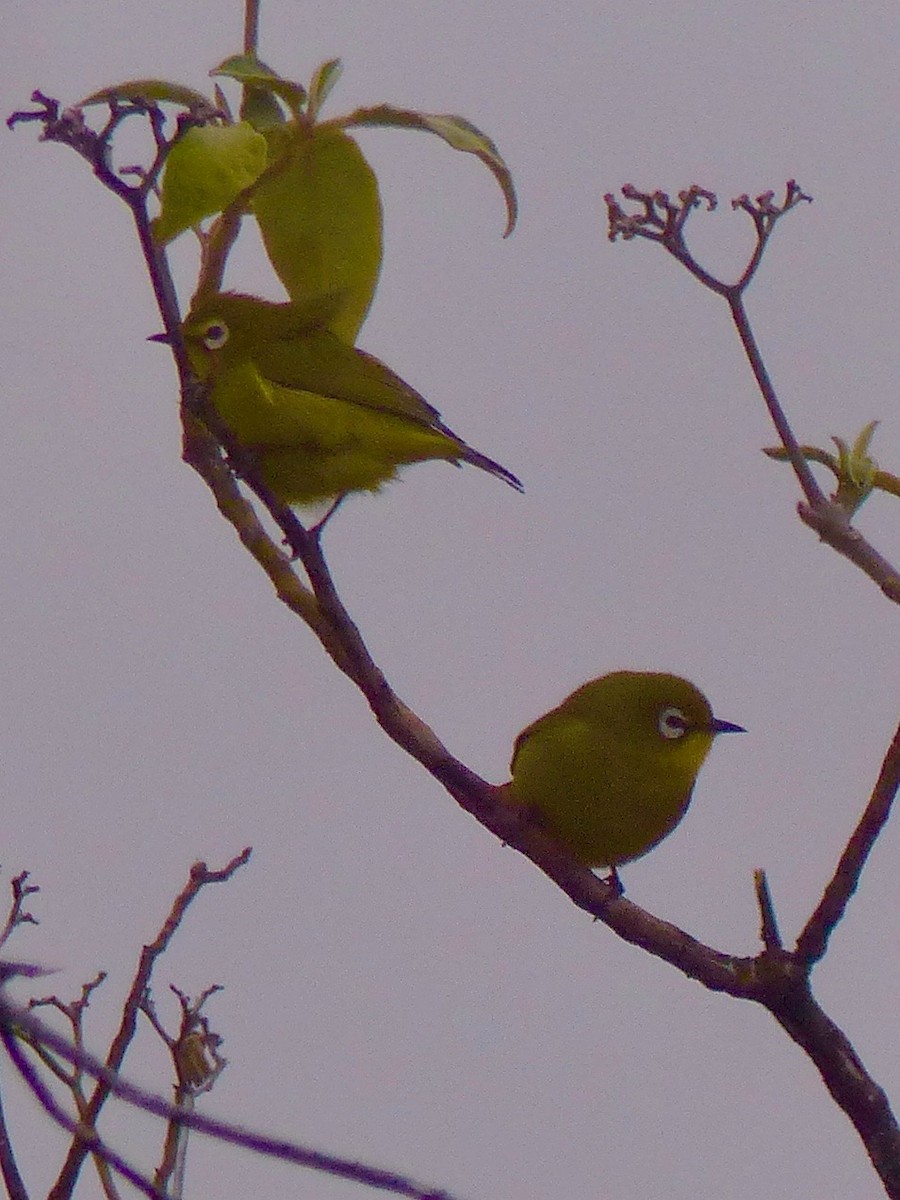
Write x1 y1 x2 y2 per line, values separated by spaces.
47 851 251 1200
605 180 900 604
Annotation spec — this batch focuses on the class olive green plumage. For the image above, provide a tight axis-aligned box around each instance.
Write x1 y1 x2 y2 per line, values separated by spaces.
509 671 743 868
179 292 522 505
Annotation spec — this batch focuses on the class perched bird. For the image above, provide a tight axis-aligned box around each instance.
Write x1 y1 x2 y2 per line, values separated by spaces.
508 671 743 875
173 291 523 506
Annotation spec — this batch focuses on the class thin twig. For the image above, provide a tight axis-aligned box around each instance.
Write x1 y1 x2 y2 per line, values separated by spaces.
607 183 823 507
0 873 39 951
27 972 123 1196
797 715 900 963
0 1068 29 1200
753 870 782 951
244 0 260 56
3 1027 166 1200
606 181 900 604
48 850 250 1200
2 1000 465 1200
144 983 226 1197
726 291 823 508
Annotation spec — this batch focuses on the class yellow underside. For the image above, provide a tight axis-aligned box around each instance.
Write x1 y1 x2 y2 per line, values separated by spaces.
509 717 712 867
211 361 462 504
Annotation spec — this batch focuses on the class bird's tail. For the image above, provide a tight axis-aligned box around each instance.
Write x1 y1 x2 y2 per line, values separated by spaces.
460 445 524 492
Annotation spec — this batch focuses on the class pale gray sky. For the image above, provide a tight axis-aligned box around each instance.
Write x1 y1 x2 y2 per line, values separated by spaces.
3 2 900 1198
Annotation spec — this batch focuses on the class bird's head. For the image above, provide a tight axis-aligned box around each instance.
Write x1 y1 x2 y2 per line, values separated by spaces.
177 293 277 377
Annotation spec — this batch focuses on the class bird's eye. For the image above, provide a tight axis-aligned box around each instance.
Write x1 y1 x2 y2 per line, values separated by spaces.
201 322 229 350
658 707 688 740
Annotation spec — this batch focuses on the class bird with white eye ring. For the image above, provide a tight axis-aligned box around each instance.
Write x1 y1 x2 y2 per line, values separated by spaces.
161 291 523 509
199 322 229 351
507 671 744 886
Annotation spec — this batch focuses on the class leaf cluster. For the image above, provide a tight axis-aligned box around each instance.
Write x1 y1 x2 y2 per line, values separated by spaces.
85 52 515 344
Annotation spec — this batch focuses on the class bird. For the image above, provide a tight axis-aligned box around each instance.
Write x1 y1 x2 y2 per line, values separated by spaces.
172 291 523 507
508 671 743 878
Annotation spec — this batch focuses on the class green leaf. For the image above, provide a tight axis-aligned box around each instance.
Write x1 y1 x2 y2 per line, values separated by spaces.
240 86 287 130
211 55 306 119
832 420 880 515
80 79 218 114
307 59 343 121
251 126 382 342
152 122 268 245
846 419 880 485
341 103 517 236
764 420 900 514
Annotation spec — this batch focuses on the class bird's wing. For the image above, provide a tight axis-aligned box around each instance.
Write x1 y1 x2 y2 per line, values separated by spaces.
256 329 448 429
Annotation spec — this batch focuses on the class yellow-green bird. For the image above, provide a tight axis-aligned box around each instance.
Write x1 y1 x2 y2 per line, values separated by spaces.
508 672 743 874
174 291 523 505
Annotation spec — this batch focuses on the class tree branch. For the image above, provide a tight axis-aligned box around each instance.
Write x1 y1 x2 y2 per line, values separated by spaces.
47 851 251 1200
3 998 465 1200
797 715 900 962
0 1068 29 1200
606 181 900 605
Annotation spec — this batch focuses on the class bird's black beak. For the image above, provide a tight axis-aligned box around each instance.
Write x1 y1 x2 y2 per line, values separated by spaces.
147 331 172 344
711 718 745 734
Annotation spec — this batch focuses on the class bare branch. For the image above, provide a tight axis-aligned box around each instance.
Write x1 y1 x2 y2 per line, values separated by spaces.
47 850 251 1200
797 716 900 963
144 984 227 1196
3 999 467 1200
606 180 900 610
0 872 40 951
4 1025 168 1200
795 502 900 603
768 985 900 1198
244 0 261 56
0 1078 29 1200
754 870 783 951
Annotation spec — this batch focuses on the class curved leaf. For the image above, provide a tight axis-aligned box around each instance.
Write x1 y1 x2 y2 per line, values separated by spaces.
240 87 287 130
251 126 382 342
80 79 217 114
307 59 343 122
340 103 517 236
211 55 305 119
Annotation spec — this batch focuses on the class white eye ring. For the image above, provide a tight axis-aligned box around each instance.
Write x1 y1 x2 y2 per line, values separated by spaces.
202 322 229 350
658 707 688 740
